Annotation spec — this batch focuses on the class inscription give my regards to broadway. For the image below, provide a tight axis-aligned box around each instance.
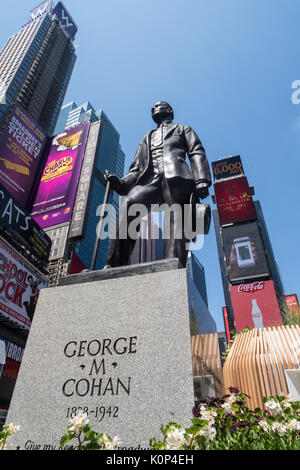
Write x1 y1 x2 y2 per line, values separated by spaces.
62 336 137 424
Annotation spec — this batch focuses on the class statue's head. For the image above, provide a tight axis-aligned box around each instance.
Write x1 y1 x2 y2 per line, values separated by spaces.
151 101 174 124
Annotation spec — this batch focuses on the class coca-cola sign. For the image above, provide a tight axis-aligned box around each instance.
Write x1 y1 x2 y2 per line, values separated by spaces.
238 282 265 293
230 281 283 332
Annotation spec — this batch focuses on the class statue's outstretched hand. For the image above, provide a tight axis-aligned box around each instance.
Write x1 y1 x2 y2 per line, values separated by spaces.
195 182 209 200
104 171 123 193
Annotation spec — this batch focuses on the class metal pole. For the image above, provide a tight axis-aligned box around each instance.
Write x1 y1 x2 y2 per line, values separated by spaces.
90 171 111 271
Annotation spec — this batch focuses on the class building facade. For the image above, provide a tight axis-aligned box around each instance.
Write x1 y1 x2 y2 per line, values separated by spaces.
0 1 77 136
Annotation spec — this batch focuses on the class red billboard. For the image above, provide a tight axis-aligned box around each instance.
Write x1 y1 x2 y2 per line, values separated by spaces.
0 337 24 409
0 236 48 330
285 294 299 314
230 280 283 332
214 176 256 225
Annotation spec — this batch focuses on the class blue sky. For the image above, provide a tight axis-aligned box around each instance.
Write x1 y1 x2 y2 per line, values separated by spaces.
1 0 299 330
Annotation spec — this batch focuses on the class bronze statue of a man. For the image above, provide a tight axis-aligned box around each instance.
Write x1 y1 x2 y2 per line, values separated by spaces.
104 101 211 268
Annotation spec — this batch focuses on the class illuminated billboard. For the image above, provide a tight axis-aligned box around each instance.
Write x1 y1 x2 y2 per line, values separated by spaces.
0 183 51 265
0 237 48 330
0 103 47 209
212 155 244 181
0 337 24 409
32 123 89 229
68 121 101 241
214 176 256 225
222 221 270 282
285 294 299 314
230 281 283 331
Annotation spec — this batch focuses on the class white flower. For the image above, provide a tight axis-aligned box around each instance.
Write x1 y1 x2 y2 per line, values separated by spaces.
228 394 238 404
258 420 270 432
221 402 235 416
101 434 121 450
199 407 217 424
265 400 282 417
196 424 217 442
286 419 300 432
6 424 20 436
165 426 187 450
69 412 89 432
271 422 287 436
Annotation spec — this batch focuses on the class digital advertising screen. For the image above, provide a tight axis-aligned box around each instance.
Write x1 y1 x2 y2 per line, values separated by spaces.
222 221 270 282
0 103 47 209
0 183 51 264
214 176 257 225
285 294 299 314
230 280 283 332
32 123 89 229
0 337 24 409
212 155 244 181
0 237 48 330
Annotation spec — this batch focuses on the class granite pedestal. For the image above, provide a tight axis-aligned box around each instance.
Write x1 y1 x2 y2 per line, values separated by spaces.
6 259 195 450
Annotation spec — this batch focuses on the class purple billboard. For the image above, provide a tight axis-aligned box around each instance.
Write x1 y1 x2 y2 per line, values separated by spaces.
0 103 47 209
32 123 90 229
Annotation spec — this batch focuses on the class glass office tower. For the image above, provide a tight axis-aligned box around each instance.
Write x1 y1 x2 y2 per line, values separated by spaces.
0 1 77 136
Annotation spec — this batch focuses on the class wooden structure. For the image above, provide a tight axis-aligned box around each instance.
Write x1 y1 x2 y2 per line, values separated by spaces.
222 325 300 409
191 333 224 397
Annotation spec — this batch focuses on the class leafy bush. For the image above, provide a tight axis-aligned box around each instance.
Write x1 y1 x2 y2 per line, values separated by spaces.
150 388 300 450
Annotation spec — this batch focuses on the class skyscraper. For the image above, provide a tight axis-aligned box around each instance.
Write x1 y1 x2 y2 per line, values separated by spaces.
54 101 99 134
0 1 77 136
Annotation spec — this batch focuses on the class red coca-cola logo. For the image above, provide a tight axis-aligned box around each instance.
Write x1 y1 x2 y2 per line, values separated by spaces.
238 282 265 293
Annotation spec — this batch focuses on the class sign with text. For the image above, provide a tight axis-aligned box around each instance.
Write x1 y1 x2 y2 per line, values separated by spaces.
0 337 24 409
222 221 270 282
212 155 244 181
0 183 51 264
0 103 47 209
214 176 256 225
32 123 89 229
0 237 48 330
230 281 283 332
68 121 101 241
285 294 299 314
6 267 194 449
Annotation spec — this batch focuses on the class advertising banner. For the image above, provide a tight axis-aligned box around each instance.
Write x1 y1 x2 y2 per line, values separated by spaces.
212 155 244 181
222 306 231 343
68 121 101 241
32 123 89 229
230 281 283 331
0 183 51 264
0 103 47 208
52 2 78 39
214 176 256 225
285 294 299 314
222 221 270 282
0 337 24 408
0 237 48 330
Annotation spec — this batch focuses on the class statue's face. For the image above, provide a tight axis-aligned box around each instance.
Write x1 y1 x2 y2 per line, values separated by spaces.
151 101 174 123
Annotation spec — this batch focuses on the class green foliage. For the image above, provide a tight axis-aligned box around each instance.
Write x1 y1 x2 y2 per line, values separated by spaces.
0 423 20 450
150 389 300 451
